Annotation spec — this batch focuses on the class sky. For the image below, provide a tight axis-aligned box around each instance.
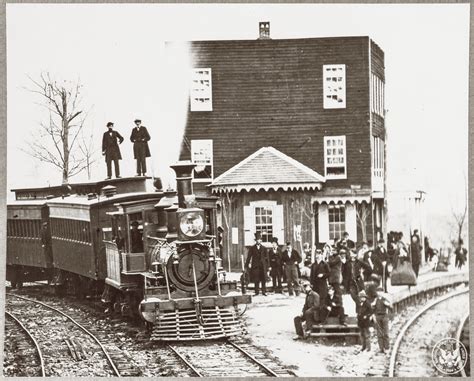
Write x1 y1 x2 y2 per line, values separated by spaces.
6 3 470 237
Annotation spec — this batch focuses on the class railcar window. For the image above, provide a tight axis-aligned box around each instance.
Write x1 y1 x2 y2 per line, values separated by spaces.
19 220 25 238
26 220 31 238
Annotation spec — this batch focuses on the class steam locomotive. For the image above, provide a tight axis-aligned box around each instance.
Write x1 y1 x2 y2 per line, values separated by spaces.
6 161 251 341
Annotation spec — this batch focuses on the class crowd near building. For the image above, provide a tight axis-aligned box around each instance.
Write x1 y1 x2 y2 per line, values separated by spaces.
177 22 387 271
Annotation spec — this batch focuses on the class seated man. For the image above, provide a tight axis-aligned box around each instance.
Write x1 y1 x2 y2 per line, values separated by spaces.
320 284 346 325
294 282 320 337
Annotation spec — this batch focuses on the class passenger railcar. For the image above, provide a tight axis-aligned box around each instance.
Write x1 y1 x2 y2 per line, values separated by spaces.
6 201 53 287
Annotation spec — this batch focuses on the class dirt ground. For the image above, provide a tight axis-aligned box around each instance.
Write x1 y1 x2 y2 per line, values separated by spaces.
241 292 361 376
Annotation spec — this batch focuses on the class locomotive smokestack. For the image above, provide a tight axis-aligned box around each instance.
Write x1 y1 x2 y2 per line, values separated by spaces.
170 161 196 209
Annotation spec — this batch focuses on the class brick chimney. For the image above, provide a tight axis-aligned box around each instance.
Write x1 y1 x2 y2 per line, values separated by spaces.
259 22 270 39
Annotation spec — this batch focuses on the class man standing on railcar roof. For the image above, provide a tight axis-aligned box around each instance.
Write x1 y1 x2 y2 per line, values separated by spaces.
130 119 151 177
102 122 124 179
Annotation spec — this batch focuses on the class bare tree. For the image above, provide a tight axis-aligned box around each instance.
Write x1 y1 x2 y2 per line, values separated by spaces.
77 127 98 181
450 171 468 245
356 201 369 243
24 72 92 184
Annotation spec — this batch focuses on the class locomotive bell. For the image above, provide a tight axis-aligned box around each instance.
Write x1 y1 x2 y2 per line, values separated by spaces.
177 208 206 241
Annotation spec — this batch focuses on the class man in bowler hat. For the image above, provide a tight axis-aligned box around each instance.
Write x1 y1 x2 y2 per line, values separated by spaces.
245 232 269 296
268 237 283 293
102 122 124 179
130 119 151 176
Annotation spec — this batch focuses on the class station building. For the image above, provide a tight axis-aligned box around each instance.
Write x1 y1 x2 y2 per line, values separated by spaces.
177 23 387 270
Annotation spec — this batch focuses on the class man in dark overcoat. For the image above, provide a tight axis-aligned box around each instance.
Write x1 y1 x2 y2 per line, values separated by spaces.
373 239 389 291
281 241 302 296
328 248 343 296
268 237 283 293
310 249 330 303
245 232 269 296
130 221 144 253
130 119 151 176
320 284 346 325
294 282 321 336
410 230 422 277
102 122 124 179
343 250 369 308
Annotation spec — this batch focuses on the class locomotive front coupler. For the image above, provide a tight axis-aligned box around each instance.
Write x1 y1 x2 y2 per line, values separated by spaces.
194 298 204 326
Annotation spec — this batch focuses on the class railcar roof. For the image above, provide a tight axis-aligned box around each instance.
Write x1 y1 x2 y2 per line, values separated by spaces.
45 191 163 207
7 199 48 207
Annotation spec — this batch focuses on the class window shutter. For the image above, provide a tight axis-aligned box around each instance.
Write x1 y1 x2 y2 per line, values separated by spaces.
318 203 329 243
345 203 357 242
243 206 254 246
272 204 284 243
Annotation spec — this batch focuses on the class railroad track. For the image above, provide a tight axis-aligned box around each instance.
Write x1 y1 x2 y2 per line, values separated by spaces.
167 339 292 377
456 312 470 377
5 293 126 377
4 311 45 377
388 287 469 377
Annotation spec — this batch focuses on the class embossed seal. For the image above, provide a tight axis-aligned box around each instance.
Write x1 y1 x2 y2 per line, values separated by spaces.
432 338 468 374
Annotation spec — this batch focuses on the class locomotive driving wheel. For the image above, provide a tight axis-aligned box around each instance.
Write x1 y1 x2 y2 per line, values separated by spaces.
167 244 216 292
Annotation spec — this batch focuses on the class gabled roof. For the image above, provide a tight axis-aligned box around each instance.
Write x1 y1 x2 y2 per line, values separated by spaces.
210 146 325 193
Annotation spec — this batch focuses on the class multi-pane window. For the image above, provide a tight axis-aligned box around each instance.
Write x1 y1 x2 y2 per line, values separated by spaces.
371 73 385 117
373 136 384 178
190 68 212 111
255 206 273 243
191 140 213 181
323 64 346 109
324 136 347 179
328 204 345 240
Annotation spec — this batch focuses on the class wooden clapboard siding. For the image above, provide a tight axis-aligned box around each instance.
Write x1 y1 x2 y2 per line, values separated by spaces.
372 114 385 139
371 40 385 81
220 190 314 270
180 36 376 191
371 40 385 139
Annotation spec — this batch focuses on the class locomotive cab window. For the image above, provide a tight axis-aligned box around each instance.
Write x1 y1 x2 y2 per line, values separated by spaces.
128 212 144 253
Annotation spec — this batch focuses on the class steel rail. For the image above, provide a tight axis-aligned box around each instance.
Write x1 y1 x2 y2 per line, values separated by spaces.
167 344 203 377
455 311 470 377
227 340 279 377
6 293 121 377
5 310 46 377
388 288 469 377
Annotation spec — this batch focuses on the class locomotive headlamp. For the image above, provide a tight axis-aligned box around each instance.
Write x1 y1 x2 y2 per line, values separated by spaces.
177 208 206 241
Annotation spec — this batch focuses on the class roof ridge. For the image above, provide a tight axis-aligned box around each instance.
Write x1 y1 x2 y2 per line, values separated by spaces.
265 146 326 182
211 146 325 188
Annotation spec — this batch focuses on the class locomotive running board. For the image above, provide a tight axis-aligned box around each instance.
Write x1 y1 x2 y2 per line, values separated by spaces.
150 306 247 341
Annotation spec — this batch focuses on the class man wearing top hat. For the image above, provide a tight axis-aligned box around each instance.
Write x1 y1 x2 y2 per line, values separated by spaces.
268 237 283 293
373 238 389 292
130 119 151 176
102 122 124 179
245 232 269 296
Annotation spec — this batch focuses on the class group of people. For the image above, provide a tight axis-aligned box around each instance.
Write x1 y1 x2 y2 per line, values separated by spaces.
101 119 152 179
244 230 424 354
